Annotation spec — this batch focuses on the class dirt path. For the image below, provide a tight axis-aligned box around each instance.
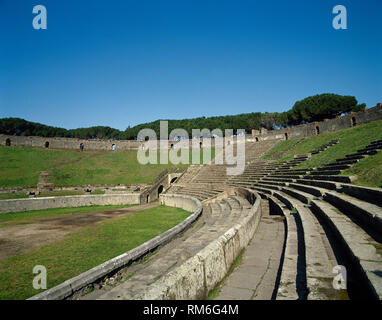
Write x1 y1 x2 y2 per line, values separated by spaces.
0 201 160 262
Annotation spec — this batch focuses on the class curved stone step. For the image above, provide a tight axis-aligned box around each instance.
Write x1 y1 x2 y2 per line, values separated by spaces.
253 180 382 300
302 175 353 183
323 192 382 235
296 178 339 190
254 181 316 205
352 150 378 156
321 164 351 171
267 194 299 300
308 170 342 176
310 200 382 299
357 145 382 152
331 159 360 166
252 185 343 299
344 154 366 161
338 184 382 208
255 179 382 237
262 177 294 183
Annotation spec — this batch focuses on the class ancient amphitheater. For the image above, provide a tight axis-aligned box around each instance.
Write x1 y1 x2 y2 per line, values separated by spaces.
1 104 382 301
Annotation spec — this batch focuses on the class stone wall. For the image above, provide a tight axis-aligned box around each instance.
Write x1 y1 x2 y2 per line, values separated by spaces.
1 103 381 150
0 135 142 151
0 193 141 214
252 103 382 141
159 193 202 212
0 135 226 151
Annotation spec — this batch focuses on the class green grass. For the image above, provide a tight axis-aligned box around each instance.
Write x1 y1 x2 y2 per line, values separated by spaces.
0 193 28 200
36 190 86 197
0 147 86 187
0 190 106 200
0 146 215 188
0 204 135 228
262 120 382 188
341 151 382 188
91 189 106 195
0 205 190 300
262 138 306 161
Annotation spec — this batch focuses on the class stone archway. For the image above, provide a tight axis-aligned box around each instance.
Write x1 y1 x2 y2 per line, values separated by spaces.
5 138 11 146
315 126 320 135
45 141 49 148
351 117 357 127
284 133 288 140
146 194 150 203
170 177 177 184
157 185 164 197
255 137 259 142
199 142 202 148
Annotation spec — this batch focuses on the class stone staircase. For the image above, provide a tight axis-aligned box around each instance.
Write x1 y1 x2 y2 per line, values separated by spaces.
175 165 203 184
224 139 382 299
36 171 54 190
165 140 280 201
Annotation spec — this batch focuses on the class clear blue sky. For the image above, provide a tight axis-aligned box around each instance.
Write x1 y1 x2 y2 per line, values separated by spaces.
0 0 381 130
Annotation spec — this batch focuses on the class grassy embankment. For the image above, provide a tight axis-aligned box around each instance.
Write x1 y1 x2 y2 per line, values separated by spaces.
262 120 382 188
0 204 190 300
0 147 215 189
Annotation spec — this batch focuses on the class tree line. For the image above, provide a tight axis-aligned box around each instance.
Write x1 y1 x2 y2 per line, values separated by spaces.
0 94 366 140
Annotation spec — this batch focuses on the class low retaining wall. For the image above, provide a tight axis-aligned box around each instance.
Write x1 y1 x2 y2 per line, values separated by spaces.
160 194 202 212
137 188 262 300
28 195 202 300
0 194 141 214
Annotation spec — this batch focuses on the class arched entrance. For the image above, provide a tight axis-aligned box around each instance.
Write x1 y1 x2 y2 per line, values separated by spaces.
315 126 320 135
45 141 49 148
146 194 150 203
199 142 202 148
284 133 288 140
112 144 116 151
5 138 11 146
351 117 357 127
170 144 174 150
255 137 259 142
170 177 177 184
157 185 164 197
